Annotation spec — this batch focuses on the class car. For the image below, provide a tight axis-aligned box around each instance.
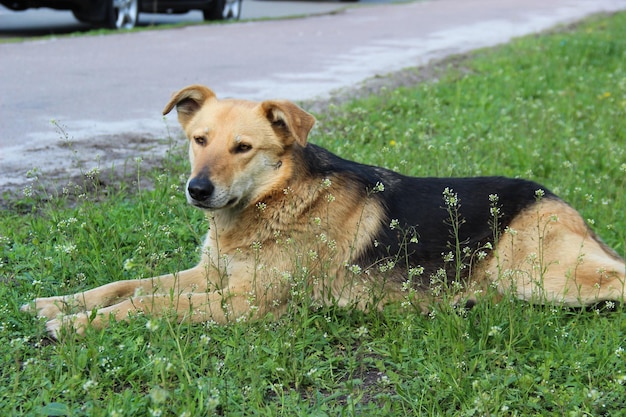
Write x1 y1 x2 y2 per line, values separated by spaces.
0 0 242 29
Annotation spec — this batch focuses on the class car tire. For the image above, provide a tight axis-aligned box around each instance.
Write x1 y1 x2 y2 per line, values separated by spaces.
105 0 139 29
72 9 92 24
203 0 242 21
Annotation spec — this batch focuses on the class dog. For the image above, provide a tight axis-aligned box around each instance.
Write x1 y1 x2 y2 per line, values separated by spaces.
22 85 626 338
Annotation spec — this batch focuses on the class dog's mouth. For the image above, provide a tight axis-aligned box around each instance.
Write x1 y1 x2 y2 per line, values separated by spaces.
189 196 240 210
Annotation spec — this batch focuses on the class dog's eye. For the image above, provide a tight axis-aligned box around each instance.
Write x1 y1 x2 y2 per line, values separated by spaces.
235 143 252 153
193 136 207 146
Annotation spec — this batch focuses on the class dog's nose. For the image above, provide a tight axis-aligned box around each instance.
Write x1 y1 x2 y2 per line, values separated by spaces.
187 177 215 201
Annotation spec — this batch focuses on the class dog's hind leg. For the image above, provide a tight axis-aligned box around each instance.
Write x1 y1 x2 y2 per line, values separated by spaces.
483 199 625 306
21 265 212 320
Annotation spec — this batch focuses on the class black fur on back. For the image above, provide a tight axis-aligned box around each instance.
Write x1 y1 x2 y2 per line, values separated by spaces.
296 143 557 285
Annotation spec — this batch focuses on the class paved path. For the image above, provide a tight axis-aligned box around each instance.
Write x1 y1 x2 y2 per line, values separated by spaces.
2 0 625 191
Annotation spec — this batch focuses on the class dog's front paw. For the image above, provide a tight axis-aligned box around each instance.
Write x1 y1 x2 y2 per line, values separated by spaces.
46 314 89 339
21 297 63 319
21 296 81 319
45 318 63 339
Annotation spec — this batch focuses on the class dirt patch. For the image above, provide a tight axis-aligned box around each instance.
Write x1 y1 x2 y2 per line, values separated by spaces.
1 128 184 208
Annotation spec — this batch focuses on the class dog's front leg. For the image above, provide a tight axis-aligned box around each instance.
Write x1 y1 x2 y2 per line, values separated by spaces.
21 265 214 320
45 283 272 338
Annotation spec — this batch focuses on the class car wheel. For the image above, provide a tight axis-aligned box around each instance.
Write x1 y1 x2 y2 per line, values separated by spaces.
203 0 242 21
106 0 139 29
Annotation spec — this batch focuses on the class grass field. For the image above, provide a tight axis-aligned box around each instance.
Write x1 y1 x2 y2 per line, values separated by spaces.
1 11 625 416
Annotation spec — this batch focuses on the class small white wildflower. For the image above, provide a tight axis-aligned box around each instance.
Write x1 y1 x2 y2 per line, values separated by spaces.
348 264 362 275
54 243 77 255
85 167 101 180
488 326 502 337
26 168 40 179
378 260 396 272
389 219 400 230
149 387 170 404
378 374 391 386
373 182 385 192
22 357 36 367
409 266 424 277
123 258 137 271
443 187 459 207
82 379 98 392
504 227 517 236
355 326 369 338
428 373 440 383
146 319 159 332
587 388 600 400
535 189 545 199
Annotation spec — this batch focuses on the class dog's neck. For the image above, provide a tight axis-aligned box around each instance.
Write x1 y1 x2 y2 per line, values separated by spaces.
206 175 331 253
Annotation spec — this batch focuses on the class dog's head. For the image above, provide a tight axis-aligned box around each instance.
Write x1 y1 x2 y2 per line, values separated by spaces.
163 85 316 210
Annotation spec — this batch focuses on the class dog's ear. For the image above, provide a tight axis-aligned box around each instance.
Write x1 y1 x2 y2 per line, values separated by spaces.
162 85 217 128
261 100 316 146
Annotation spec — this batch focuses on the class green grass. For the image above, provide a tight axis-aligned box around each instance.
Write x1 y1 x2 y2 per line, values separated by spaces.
2 12 626 416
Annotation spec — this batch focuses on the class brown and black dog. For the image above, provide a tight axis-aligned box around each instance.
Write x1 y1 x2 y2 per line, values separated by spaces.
23 85 626 337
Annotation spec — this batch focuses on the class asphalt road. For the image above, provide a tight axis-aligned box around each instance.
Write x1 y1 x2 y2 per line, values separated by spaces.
2 0 626 191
